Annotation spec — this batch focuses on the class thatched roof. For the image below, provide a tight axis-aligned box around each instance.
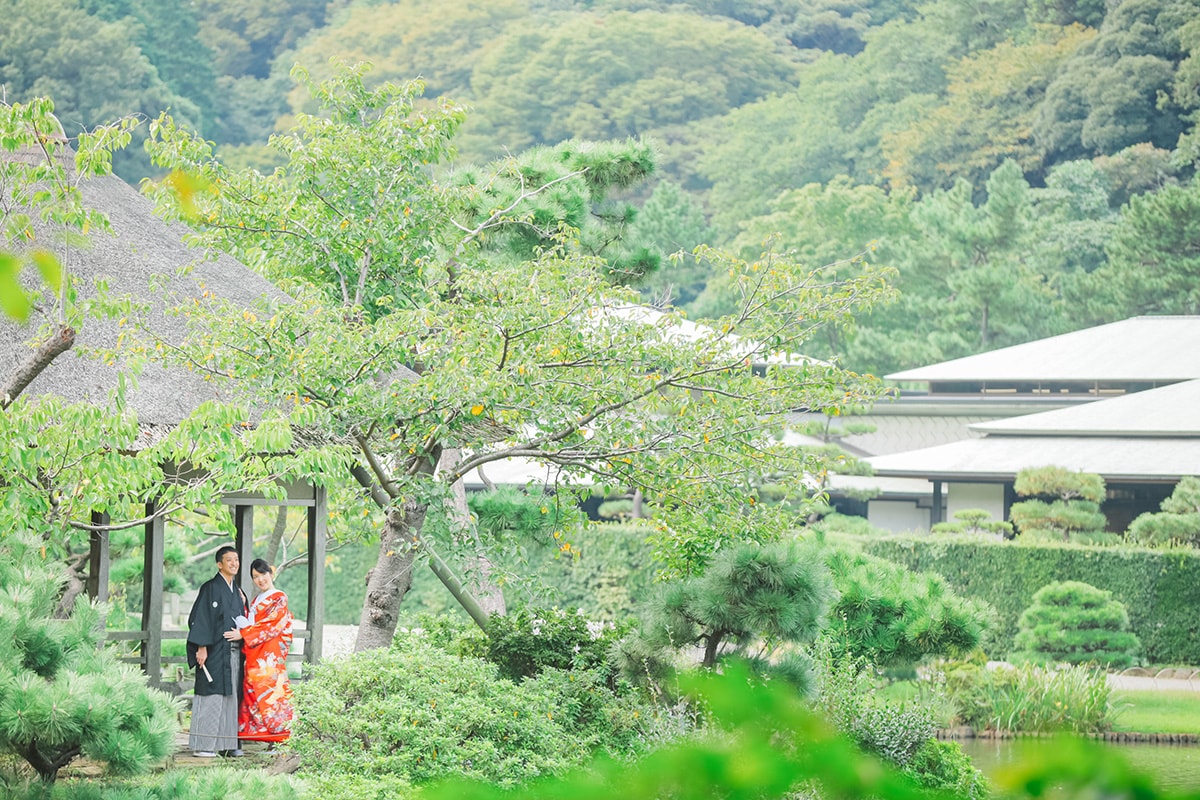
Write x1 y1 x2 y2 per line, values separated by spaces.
0 149 284 431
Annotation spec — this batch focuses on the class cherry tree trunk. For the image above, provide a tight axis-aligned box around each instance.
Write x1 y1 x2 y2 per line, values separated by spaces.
354 503 425 652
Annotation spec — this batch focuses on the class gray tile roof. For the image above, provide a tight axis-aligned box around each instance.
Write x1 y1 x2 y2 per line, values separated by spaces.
971 379 1200 437
886 316 1200 383
867 436 1198 482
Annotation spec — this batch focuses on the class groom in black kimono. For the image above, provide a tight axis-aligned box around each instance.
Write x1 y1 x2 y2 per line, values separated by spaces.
187 545 249 757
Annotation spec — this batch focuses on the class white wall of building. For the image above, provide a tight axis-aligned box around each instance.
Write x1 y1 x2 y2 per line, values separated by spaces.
867 500 931 534
946 482 1006 524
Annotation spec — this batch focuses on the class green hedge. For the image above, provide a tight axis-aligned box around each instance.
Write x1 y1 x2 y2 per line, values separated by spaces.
852 535 1200 665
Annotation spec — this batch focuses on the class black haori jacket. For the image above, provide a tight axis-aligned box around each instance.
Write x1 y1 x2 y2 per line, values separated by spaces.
186 573 249 696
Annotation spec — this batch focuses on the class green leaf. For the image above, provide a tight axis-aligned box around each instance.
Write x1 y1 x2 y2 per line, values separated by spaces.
31 250 63 293
0 252 32 322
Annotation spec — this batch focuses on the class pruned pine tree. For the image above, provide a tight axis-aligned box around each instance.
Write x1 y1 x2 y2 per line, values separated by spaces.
1009 465 1108 542
1013 580 1140 668
0 533 180 784
620 540 835 694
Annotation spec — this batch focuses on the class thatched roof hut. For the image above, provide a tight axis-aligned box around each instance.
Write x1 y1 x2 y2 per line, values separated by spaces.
0 148 283 429
1 147 328 677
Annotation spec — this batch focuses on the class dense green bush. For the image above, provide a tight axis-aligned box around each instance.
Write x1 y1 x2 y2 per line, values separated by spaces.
903 739 989 799
855 534 1200 664
289 634 675 787
26 769 303 800
1013 581 1140 668
486 607 629 680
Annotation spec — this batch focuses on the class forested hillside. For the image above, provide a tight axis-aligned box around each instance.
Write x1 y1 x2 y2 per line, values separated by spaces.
3 0 1199 373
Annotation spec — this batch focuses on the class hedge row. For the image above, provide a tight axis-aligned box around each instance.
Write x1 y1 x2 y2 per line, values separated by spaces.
853 535 1200 666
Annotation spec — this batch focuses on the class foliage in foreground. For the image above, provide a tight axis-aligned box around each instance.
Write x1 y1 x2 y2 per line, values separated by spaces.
4 768 303 800
0 535 180 785
288 635 677 788
412 663 1188 800
1013 580 1141 668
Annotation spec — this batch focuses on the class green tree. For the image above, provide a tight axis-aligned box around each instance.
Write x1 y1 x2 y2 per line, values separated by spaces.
80 0 220 131
142 63 894 651
194 0 330 78
1033 0 1198 163
0 533 180 783
881 27 1093 191
1009 465 1108 541
1013 580 1141 667
823 548 989 667
630 180 714 307
1126 475 1200 545
1026 0 1109 26
1099 179 1200 314
287 0 528 102
621 540 834 690
465 10 798 157
0 0 188 179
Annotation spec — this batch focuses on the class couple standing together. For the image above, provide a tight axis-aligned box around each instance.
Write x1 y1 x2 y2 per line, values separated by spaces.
186 546 295 757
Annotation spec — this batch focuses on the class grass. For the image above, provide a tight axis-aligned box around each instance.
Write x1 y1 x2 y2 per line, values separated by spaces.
1111 690 1200 734
878 679 1200 735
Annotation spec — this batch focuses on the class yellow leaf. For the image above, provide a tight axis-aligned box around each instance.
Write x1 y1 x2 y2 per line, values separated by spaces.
470 404 485 416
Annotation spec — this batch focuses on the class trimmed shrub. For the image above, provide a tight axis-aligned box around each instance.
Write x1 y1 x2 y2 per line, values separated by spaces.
1013 581 1140 668
1128 476 1200 546
855 534 1200 664
1010 466 1107 542
485 607 629 680
931 508 1013 538
290 634 673 787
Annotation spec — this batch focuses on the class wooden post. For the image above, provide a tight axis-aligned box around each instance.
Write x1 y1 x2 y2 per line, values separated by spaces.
86 511 110 602
142 502 165 689
931 480 944 528
306 485 327 664
233 505 255 599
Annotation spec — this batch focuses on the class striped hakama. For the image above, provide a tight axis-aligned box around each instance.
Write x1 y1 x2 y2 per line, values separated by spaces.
189 644 242 753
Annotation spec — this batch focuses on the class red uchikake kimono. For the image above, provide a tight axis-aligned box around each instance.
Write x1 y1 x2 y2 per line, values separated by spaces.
238 589 295 742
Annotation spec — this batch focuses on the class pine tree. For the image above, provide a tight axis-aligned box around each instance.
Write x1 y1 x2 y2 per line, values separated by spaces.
1009 465 1108 542
621 541 835 694
1013 580 1140 668
0 533 180 784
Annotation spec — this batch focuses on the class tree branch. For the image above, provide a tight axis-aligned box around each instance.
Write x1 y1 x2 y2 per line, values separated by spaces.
1 325 75 408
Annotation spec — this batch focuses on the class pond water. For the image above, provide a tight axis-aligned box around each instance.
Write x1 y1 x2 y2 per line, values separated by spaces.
958 738 1200 793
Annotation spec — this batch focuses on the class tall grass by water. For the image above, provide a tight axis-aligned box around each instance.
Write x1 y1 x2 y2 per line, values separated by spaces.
947 662 1113 734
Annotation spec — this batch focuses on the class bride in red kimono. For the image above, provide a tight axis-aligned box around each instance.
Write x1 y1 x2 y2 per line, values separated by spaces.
223 558 294 743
